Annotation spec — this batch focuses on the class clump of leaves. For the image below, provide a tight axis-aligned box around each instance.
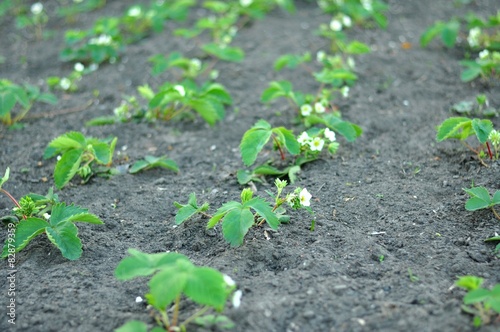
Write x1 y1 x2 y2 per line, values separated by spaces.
44 131 117 189
463 186 500 220
175 179 314 247
88 79 232 126
318 0 389 29
0 79 58 126
115 249 238 332
0 168 103 260
455 276 500 327
60 0 195 64
15 2 49 40
436 116 497 163
420 13 500 82
129 155 179 174
450 94 497 117
237 119 343 184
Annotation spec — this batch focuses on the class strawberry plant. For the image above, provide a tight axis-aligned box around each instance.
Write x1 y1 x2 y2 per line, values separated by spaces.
0 168 103 260
456 276 500 327
175 179 314 247
436 116 496 162
43 131 117 189
129 155 179 174
0 79 58 126
463 186 500 220
115 249 239 332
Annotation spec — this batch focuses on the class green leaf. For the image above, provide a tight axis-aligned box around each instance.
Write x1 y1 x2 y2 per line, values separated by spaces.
471 118 493 144
47 131 87 152
1 218 47 258
441 20 460 48
54 150 84 189
464 187 492 211
189 98 220 125
174 193 208 225
45 221 82 260
128 160 149 174
90 141 112 164
240 120 272 166
460 60 483 82
115 249 189 280
345 41 370 54
261 81 293 103
115 320 148 332
492 191 500 205
0 167 9 188
246 197 279 230
201 43 244 62
436 117 473 142
273 127 300 155
148 262 191 310
185 267 228 311
203 84 232 105
0 89 17 117
464 288 492 304
273 53 311 71
420 22 444 47
194 315 235 329
67 213 104 224
50 203 88 226
222 208 254 247
456 275 484 291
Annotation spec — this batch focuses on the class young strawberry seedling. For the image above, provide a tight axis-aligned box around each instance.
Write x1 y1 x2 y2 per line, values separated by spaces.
174 179 314 246
0 79 58 126
0 168 104 260
455 276 500 327
463 186 500 220
44 131 117 189
129 155 179 174
436 116 497 164
115 249 239 332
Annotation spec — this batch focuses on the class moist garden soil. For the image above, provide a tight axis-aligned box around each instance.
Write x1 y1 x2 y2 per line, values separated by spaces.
1 0 500 331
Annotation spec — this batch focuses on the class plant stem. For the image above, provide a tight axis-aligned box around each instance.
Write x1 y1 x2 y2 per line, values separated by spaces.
272 136 286 160
181 306 210 327
486 142 493 160
171 294 181 328
491 207 500 221
0 189 21 209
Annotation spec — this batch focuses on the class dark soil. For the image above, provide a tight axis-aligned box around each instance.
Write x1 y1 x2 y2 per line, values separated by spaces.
1 0 500 331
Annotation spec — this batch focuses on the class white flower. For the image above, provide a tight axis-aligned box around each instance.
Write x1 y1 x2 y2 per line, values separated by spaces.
60 78 71 90
89 63 99 72
297 132 311 145
240 0 253 7
361 0 373 11
190 58 202 71
314 102 325 113
347 57 356 69
173 85 185 97
74 63 85 72
135 296 143 303
309 137 324 151
330 19 342 32
210 69 219 80
316 50 326 62
43 213 50 220
31 3 43 15
340 86 349 98
324 128 336 142
479 49 489 59
232 290 242 308
467 27 481 48
342 15 352 28
299 188 312 207
89 34 112 45
489 129 500 147
300 104 312 116
223 274 236 287
128 6 142 17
